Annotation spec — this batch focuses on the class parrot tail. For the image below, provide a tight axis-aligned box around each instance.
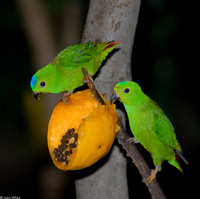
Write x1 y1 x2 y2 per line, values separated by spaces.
176 150 189 165
168 150 188 173
103 41 121 51
168 159 183 173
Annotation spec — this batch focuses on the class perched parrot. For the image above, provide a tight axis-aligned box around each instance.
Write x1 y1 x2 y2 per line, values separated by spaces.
30 40 120 100
110 81 188 184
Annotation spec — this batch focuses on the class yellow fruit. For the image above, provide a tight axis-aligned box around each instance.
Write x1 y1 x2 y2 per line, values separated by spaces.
48 89 119 171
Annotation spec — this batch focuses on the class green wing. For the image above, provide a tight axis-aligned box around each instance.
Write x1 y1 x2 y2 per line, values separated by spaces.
151 101 182 151
51 41 110 69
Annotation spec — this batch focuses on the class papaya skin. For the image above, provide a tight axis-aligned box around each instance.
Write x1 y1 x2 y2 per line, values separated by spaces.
48 89 119 171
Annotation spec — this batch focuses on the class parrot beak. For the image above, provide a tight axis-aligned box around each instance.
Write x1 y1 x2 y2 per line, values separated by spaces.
110 92 120 104
33 91 40 100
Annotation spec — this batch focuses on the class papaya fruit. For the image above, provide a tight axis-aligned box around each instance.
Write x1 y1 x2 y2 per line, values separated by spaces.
48 89 119 171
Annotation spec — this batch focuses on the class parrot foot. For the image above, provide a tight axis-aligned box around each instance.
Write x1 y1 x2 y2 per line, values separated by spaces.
127 137 139 144
63 91 73 105
146 165 160 185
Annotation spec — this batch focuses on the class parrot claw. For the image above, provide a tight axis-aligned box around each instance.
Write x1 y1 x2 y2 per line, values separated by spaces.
63 91 73 105
146 165 160 185
127 137 139 144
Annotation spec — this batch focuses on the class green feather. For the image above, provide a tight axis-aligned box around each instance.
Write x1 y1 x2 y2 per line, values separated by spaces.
113 81 187 173
30 41 120 93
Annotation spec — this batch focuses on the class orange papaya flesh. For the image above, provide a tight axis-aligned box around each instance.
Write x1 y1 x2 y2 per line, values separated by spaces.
48 89 120 171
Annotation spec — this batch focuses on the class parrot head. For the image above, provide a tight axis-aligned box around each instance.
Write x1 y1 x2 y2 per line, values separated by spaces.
110 81 144 105
30 64 58 99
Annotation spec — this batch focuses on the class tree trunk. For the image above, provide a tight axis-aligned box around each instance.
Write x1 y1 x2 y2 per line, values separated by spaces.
75 0 141 198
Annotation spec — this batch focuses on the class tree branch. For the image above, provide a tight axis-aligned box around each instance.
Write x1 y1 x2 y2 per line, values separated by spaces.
82 68 105 105
16 0 57 67
116 119 166 199
82 68 166 199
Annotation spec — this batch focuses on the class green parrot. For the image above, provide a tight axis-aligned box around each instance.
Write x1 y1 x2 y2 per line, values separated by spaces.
110 81 188 184
30 40 120 100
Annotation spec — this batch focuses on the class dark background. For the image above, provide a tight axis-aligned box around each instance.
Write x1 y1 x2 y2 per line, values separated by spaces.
0 0 199 198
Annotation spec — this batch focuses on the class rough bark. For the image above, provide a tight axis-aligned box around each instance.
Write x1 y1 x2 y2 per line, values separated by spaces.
76 0 141 198
82 0 141 93
82 68 166 199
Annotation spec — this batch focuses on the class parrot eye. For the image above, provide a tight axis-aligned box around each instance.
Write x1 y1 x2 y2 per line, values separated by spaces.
40 81 46 88
124 88 130 94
